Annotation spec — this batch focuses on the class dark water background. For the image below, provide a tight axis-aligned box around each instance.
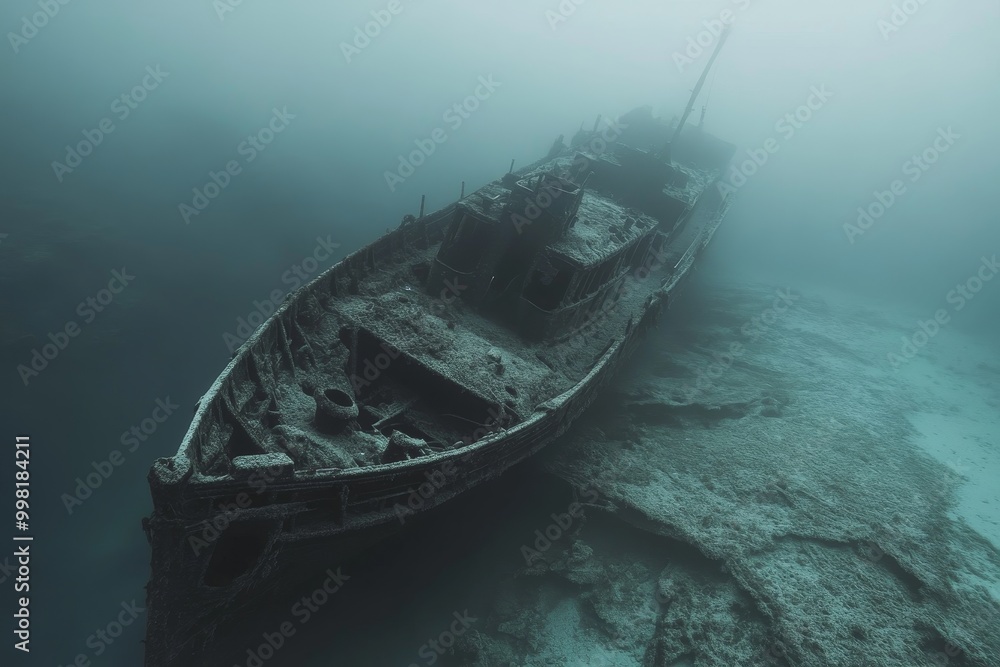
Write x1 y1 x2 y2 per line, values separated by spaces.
1 1 998 665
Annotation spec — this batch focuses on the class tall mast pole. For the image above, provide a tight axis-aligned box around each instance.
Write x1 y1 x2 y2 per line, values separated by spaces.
662 25 731 162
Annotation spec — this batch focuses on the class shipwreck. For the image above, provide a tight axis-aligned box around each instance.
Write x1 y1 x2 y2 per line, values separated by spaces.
142 35 738 665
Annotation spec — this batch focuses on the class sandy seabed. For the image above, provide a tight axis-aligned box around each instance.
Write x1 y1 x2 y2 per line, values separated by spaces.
451 280 1000 667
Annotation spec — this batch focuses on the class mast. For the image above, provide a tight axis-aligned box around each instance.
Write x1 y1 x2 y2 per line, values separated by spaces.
662 25 731 162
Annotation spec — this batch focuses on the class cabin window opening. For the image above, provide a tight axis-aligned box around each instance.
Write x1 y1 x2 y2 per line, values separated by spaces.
523 255 572 311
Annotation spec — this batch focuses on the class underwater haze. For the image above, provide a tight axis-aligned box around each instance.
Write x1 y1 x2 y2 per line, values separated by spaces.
1 1 998 665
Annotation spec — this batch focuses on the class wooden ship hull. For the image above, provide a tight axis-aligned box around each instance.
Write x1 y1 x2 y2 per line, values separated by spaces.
141 106 737 665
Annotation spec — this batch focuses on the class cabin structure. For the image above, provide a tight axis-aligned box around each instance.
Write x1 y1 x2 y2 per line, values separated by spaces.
426 138 709 342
